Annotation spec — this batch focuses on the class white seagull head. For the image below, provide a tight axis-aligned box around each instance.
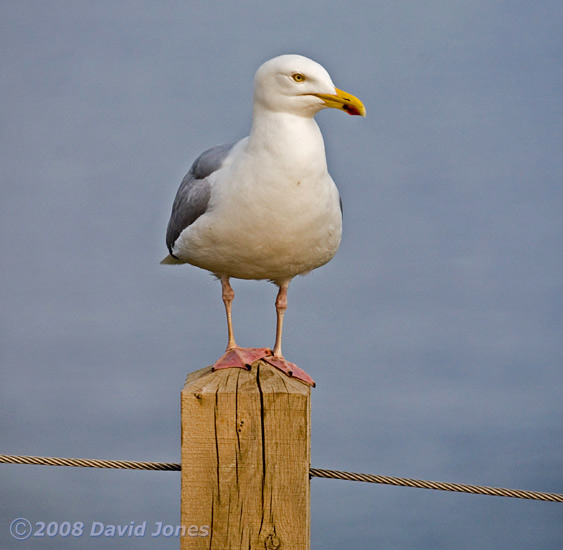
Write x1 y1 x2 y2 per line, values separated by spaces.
253 54 366 118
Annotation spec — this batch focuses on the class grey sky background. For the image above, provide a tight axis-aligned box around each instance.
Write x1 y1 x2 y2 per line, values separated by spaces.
1 1 562 548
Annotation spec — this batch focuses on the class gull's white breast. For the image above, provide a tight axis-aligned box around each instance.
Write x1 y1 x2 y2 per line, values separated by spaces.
173 127 342 283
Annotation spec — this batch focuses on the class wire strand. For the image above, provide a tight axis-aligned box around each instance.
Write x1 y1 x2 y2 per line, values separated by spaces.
0 454 180 471
1 454 561 503
309 468 563 503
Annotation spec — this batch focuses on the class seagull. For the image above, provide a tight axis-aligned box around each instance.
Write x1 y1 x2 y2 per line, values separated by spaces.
162 54 365 386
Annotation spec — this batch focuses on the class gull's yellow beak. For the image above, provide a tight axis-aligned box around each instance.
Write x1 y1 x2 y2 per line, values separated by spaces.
312 87 366 117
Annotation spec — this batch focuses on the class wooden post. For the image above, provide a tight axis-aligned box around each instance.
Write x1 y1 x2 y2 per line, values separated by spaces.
180 360 311 549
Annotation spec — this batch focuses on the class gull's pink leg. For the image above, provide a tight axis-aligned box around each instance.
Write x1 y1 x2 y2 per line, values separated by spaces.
222 275 237 350
263 281 316 387
272 281 288 358
212 276 271 371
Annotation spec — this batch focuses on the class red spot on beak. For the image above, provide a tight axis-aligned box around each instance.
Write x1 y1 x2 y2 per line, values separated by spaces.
343 103 361 116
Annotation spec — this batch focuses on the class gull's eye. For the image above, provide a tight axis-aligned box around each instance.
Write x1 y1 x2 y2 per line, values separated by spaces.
292 73 305 83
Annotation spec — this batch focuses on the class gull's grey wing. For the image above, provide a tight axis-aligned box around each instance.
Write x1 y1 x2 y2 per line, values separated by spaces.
165 142 236 256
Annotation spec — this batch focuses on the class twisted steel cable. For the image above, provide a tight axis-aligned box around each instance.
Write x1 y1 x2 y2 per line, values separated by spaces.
1 455 562 503
309 468 563 503
0 454 180 471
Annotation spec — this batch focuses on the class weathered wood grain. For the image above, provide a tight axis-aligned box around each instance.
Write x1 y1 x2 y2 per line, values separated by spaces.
181 360 311 549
